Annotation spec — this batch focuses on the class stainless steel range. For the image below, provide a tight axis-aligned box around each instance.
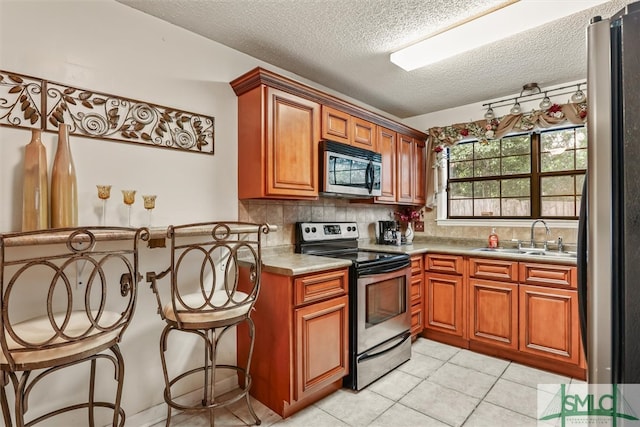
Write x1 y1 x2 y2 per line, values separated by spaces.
295 221 412 390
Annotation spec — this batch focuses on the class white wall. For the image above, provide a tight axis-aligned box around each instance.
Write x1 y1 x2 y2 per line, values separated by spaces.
0 0 278 424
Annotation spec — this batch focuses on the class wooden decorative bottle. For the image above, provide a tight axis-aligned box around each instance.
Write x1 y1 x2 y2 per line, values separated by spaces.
51 124 78 228
22 129 49 231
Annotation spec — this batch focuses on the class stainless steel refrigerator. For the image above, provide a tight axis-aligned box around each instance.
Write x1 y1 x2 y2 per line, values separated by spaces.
581 0 640 385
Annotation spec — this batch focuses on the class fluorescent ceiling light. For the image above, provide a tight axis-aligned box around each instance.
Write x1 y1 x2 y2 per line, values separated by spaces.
390 0 608 71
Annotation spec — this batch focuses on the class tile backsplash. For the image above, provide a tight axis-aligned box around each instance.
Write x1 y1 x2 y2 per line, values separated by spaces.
238 199 578 250
239 199 395 247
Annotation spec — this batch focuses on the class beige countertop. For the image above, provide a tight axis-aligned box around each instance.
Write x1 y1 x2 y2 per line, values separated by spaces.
260 253 352 276
359 240 577 265
260 239 577 276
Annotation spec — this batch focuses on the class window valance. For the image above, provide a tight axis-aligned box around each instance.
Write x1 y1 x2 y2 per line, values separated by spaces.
427 101 587 147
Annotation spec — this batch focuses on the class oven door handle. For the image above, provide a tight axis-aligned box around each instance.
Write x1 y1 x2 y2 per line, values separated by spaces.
356 331 411 363
358 261 410 276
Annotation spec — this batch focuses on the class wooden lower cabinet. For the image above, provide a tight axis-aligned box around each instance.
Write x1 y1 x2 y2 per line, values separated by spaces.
424 272 465 339
409 255 424 337
295 295 349 401
468 278 518 350
237 268 349 417
424 254 585 379
519 284 580 365
422 254 466 346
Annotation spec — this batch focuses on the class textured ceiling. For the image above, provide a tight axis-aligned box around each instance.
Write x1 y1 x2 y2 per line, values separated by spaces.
116 0 631 119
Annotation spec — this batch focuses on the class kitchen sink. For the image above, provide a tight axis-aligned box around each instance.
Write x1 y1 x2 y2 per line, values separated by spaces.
472 247 577 258
472 247 524 254
525 250 577 258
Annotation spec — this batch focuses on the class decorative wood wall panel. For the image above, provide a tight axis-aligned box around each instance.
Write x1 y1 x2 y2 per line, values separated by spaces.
1 70 215 155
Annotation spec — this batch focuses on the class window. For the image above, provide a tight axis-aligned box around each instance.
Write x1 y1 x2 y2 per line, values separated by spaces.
447 126 586 219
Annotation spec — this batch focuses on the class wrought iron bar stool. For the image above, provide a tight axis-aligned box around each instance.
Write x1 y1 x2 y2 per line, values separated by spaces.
0 226 147 427
146 222 269 426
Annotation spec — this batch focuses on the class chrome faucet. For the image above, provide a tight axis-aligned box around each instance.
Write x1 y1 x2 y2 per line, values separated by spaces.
530 219 550 249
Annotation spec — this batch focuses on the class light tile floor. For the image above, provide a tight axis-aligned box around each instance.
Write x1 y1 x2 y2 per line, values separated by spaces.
151 338 584 427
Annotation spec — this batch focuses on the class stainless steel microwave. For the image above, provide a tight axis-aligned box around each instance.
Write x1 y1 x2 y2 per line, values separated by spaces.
320 140 382 198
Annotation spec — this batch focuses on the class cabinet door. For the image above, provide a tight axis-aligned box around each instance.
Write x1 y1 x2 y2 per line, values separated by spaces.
412 139 426 205
469 279 518 350
294 295 349 401
351 117 376 151
425 272 465 338
376 126 397 203
519 285 579 364
396 133 414 204
267 87 320 197
321 105 350 144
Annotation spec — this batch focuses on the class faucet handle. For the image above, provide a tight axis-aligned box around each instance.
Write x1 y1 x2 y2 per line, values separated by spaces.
557 236 564 252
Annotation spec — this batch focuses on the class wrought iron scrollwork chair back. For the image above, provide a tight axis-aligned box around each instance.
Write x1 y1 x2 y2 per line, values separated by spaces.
146 221 269 426
0 227 147 427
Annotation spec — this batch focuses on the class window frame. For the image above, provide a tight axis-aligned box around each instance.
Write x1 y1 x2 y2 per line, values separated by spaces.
445 125 586 220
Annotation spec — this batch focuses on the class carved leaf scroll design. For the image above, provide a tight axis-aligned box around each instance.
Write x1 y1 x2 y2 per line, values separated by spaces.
45 82 214 154
0 71 43 129
0 69 215 155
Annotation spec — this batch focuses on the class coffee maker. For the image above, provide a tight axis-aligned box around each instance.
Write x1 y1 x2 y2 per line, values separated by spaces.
377 220 400 245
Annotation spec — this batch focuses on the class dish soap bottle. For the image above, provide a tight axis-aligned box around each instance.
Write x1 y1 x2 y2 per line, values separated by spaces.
488 227 499 248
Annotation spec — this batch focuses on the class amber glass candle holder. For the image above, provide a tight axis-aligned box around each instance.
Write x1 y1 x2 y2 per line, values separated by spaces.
96 185 111 226
121 190 136 226
142 195 156 226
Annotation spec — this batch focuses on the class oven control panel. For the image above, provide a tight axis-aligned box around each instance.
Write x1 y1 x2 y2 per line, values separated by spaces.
297 222 359 241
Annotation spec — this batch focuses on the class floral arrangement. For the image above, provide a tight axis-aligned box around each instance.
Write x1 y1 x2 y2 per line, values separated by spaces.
395 206 423 224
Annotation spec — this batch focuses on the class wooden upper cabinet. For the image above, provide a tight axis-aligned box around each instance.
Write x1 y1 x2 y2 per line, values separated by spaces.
321 106 376 152
352 117 377 151
321 106 350 144
231 67 428 201
397 133 414 204
376 126 397 203
237 85 320 199
396 133 426 205
413 139 426 205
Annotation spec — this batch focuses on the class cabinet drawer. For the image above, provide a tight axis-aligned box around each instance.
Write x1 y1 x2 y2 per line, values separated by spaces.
519 263 576 289
410 274 423 303
425 254 464 275
295 268 348 306
410 300 424 336
410 255 424 275
469 258 518 282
